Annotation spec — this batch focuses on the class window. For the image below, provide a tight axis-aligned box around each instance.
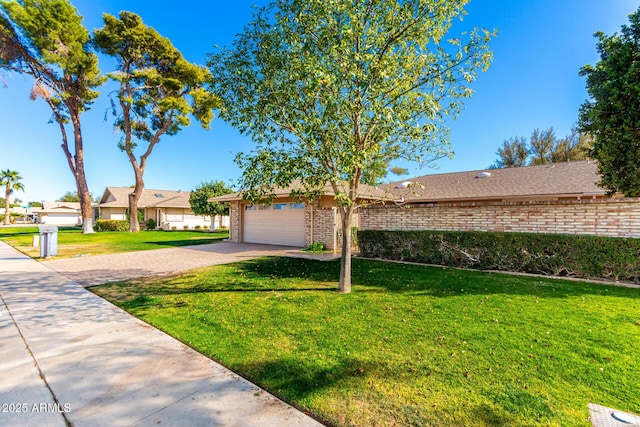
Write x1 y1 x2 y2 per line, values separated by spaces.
274 203 288 210
245 205 256 211
257 204 271 210
154 193 165 198
290 203 305 209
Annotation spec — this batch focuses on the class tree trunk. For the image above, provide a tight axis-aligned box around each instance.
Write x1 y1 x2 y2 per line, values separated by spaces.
77 178 94 234
4 188 10 225
128 170 144 233
337 205 354 293
69 109 94 233
210 215 215 231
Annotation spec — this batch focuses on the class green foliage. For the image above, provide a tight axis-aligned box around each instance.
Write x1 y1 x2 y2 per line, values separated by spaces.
93 11 221 232
490 128 591 169
0 0 105 233
145 218 157 230
210 0 495 291
94 11 220 145
28 201 42 207
211 0 495 202
579 7 640 197
0 0 104 107
56 190 99 203
0 169 24 224
0 169 24 194
306 241 326 252
358 230 640 283
57 190 80 202
189 180 233 217
95 219 129 232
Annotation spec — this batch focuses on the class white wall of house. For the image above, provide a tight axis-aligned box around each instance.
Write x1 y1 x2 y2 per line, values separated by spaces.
100 207 127 221
160 212 230 230
98 205 229 230
40 213 80 225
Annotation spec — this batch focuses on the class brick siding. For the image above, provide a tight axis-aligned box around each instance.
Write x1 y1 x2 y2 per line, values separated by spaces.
229 201 241 242
310 201 337 249
360 198 640 238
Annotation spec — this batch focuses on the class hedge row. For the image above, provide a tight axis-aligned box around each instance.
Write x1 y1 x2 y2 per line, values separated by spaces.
95 219 129 232
358 230 640 283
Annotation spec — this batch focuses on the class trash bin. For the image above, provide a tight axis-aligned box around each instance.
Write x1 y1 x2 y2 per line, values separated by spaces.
38 225 58 258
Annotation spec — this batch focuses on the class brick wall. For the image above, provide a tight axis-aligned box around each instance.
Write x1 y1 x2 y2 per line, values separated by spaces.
229 201 241 242
360 198 640 238
311 202 337 249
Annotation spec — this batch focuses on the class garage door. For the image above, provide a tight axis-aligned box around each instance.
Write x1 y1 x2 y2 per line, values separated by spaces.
44 213 79 225
243 202 305 247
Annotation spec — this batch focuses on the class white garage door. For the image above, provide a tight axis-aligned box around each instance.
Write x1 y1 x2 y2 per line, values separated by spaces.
243 203 305 247
43 213 79 225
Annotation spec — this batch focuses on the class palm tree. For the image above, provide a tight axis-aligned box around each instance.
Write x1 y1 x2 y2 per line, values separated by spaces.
0 170 25 225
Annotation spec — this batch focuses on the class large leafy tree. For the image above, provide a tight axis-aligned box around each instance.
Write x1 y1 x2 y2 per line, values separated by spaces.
579 7 640 197
56 190 98 202
189 180 233 230
490 136 529 169
0 169 24 224
93 12 220 232
529 128 557 165
490 127 590 168
210 0 495 293
550 129 592 164
0 0 104 233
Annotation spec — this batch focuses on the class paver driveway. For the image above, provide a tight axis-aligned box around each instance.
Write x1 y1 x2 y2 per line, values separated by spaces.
41 242 313 287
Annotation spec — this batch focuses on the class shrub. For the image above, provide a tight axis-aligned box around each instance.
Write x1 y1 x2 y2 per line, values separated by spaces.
337 227 360 247
171 226 177 230
145 218 157 230
194 224 202 230
307 242 326 252
358 230 640 283
95 219 129 232
183 225 190 230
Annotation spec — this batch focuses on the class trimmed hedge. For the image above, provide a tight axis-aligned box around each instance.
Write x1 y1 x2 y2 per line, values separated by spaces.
95 219 129 232
358 230 640 283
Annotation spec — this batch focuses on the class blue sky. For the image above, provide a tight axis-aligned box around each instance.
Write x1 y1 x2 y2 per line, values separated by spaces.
1 0 638 204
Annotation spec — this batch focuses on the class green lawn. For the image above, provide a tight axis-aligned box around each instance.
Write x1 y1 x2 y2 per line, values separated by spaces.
0 226 228 258
89 257 640 427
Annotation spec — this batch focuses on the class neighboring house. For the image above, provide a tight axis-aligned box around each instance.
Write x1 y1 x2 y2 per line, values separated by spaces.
212 181 390 248
38 202 82 225
8 206 37 223
214 161 640 248
98 187 229 230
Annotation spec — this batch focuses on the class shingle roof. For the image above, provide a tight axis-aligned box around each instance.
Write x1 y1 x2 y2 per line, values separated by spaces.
99 187 192 208
211 180 391 202
40 202 82 213
386 161 605 203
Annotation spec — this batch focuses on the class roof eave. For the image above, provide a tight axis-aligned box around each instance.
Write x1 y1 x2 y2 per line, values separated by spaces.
401 192 608 204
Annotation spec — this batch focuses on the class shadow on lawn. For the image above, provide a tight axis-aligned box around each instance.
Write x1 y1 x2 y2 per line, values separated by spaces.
234 257 637 299
91 257 637 304
233 356 380 401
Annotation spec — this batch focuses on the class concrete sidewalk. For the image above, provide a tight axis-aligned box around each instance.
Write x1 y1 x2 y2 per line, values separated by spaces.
0 241 323 426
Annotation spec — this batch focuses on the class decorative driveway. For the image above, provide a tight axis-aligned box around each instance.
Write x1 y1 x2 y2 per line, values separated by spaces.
40 242 324 287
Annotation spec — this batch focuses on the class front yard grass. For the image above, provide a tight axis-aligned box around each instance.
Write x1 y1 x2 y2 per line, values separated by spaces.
89 257 640 427
0 227 228 258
